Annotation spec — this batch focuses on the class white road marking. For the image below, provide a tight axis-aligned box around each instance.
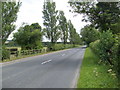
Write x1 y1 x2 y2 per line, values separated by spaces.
62 54 65 56
41 59 52 65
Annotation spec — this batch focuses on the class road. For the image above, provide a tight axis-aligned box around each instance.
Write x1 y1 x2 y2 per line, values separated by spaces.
2 46 86 88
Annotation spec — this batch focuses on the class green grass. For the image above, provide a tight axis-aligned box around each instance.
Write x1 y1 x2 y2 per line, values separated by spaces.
77 48 118 88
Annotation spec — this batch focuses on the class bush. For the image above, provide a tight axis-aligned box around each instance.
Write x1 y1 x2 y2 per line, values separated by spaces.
52 44 65 51
64 44 74 49
2 46 10 60
90 31 115 64
52 44 75 51
111 34 120 83
90 32 120 86
90 40 100 55
98 31 115 64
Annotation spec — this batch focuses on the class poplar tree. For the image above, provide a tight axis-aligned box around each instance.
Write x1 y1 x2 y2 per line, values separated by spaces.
58 11 68 44
2 1 21 44
43 2 60 44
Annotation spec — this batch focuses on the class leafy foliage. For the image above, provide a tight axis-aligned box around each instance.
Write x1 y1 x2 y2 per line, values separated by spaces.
90 32 120 86
50 44 76 51
68 20 82 45
43 2 60 43
81 25 100 46
111 20 120 34
58 11 68 44
111 34 120 83
69 0 120 86
2 1 21 44
13 23 43 50
2 46 10 60
90 31 114 64
69 1 120 32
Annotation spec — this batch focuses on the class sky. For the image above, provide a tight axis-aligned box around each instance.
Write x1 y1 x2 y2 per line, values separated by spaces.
8 0 90 41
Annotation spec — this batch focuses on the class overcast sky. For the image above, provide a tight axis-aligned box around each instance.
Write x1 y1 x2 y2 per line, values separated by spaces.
8 0 90 41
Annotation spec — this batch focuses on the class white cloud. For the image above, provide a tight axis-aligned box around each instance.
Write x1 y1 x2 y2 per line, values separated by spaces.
8 0 89 41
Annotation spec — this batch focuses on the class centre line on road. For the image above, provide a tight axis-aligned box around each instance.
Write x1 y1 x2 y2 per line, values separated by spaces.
62 54 65 56
41 59 52 65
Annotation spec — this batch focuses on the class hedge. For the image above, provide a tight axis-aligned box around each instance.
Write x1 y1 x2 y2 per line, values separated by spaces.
51 44 75 51
90 31 120 86
90 31 115 64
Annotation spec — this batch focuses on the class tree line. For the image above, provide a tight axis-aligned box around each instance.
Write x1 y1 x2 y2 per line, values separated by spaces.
2 1 82 51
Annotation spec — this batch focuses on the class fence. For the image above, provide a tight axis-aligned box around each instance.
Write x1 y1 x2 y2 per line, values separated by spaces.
9 48 48 59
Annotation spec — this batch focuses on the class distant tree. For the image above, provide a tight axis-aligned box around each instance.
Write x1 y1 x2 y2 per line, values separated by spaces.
2 1 21 45
58 11 68 44
68 20 75 44
80 25 100 46
69 1 120 32
13 23 43 50
68 20 82 45
42 2 60 44
74 33 82 45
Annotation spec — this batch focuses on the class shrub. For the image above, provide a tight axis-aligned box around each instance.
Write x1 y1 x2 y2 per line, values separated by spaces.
90 40 100 55
48 44 75 51
90 31 120 86
98 31 115 64
2 46 10 60
90 31 115 64
111 34 120 83
64 44 74 49
52 44 65 51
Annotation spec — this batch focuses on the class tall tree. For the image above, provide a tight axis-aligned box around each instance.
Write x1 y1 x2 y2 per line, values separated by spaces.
68 20 81 45
42 2 60 44
2 1 21 44
58 11 68 44
68 20 74 44
69 1 120 32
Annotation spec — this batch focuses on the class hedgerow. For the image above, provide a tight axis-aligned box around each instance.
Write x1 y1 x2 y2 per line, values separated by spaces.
90 31 120 86
51 44 75 51
90 31 114 64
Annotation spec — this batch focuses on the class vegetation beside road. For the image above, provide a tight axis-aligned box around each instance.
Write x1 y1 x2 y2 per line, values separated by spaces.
2 1 83 62
70 2 120 87
2 44 81 62
2 1 120 88
77 48 118 88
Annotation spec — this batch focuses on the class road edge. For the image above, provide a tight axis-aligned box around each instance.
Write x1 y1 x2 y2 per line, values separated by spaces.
71 48 86 88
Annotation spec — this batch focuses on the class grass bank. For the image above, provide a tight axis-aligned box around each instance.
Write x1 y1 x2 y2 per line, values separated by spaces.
77 48 118 88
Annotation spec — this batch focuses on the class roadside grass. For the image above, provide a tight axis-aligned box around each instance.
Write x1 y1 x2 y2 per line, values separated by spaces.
1 45 81 63
77 48 118 88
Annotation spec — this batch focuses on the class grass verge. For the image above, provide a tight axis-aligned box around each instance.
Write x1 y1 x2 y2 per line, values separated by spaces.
77 48 118 88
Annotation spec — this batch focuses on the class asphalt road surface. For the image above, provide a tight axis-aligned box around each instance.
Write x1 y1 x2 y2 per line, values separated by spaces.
2 46 86 88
